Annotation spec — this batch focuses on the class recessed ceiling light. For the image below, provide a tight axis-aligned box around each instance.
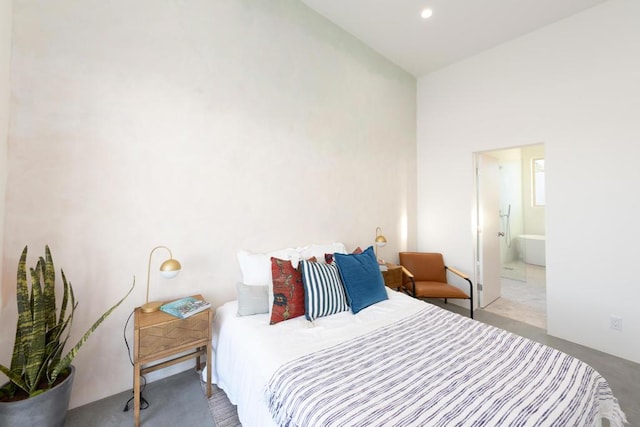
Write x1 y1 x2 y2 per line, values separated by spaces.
421 8 433 19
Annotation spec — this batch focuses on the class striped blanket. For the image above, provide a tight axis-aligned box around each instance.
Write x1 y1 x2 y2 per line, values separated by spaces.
265 304 626 427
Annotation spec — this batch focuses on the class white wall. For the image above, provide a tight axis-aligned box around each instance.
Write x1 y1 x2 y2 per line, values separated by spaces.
418 0 639 363
0 0 416 407
0 0 11 306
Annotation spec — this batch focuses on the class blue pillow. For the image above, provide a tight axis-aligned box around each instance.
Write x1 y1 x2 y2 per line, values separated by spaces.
334 246 388 314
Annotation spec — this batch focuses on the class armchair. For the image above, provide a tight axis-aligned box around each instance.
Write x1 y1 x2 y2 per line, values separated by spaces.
399 252 473 318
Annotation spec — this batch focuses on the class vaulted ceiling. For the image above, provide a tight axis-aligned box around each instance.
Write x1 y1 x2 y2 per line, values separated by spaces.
301 0 607 76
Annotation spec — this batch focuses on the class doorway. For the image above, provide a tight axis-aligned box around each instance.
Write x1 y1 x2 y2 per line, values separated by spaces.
475 144 547 329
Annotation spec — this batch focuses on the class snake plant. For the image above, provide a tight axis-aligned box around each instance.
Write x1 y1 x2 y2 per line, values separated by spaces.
0 245 134 400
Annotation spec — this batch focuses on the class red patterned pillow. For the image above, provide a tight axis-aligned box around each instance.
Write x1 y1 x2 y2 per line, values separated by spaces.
270 257 306 325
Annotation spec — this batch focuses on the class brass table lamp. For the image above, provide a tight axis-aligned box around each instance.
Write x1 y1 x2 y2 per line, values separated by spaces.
374 226 387 261
142 245 182 313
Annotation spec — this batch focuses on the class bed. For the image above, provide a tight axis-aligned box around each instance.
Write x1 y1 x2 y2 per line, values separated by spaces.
205 288 626 427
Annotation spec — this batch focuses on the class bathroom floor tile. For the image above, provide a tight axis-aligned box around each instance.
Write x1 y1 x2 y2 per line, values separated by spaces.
485 262 546 329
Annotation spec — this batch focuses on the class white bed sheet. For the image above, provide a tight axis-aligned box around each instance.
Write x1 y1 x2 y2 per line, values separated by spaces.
204 288 424 427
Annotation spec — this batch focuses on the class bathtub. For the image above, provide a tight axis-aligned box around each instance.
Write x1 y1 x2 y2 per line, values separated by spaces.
517 234 546 267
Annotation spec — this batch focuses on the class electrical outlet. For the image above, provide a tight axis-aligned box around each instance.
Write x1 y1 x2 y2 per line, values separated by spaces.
609 315 622 331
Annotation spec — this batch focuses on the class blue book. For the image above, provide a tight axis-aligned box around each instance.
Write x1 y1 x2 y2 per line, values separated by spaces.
160 296 211 319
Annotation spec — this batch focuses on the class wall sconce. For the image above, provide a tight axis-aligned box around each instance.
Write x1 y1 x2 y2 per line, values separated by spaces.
374 226 387 262
142 245 182 313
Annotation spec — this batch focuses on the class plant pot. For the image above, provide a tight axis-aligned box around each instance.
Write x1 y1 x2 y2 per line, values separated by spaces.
0 365 75 427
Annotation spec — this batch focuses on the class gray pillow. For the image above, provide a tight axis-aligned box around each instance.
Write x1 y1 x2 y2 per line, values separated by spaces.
236 283 269 316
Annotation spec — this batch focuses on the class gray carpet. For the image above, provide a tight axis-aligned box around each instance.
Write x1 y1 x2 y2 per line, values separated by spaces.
66 369 215 426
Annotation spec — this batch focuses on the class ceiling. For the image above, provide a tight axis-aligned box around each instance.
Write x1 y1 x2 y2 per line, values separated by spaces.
300 0 607 77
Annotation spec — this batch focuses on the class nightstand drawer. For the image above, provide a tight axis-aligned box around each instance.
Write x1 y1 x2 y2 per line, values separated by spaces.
138 310 209 359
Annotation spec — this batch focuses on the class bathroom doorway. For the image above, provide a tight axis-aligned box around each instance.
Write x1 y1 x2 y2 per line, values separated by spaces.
476 144 547 329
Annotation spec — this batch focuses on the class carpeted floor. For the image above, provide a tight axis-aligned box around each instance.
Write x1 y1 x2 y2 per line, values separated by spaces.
66 369 215 426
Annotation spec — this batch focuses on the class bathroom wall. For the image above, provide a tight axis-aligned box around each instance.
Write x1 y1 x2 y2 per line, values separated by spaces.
522 145 545 236
495 144 545 266
496 148 524 264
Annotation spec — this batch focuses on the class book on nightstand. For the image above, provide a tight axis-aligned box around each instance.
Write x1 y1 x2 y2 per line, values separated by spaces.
160 296 211 319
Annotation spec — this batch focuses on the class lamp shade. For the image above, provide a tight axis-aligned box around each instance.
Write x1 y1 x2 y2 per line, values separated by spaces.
375 227 387 247
160 259 182 279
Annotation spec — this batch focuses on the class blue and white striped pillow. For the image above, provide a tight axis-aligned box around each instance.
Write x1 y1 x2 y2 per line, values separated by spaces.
299 260 349 321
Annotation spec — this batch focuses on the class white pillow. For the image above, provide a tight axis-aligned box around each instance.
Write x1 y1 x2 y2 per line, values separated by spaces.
237 248 301 315
297 242 347 262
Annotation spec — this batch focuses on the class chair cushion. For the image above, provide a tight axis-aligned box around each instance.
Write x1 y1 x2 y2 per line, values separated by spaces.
412 281 470 299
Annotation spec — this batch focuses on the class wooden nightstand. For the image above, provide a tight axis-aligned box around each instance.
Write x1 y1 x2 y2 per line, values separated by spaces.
381 263 403 291
133 294 212 427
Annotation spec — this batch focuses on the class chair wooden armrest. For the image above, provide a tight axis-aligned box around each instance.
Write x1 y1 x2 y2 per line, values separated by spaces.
446 266 468 280
445 266 474 316
400 265 416 296
401 265 414 278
